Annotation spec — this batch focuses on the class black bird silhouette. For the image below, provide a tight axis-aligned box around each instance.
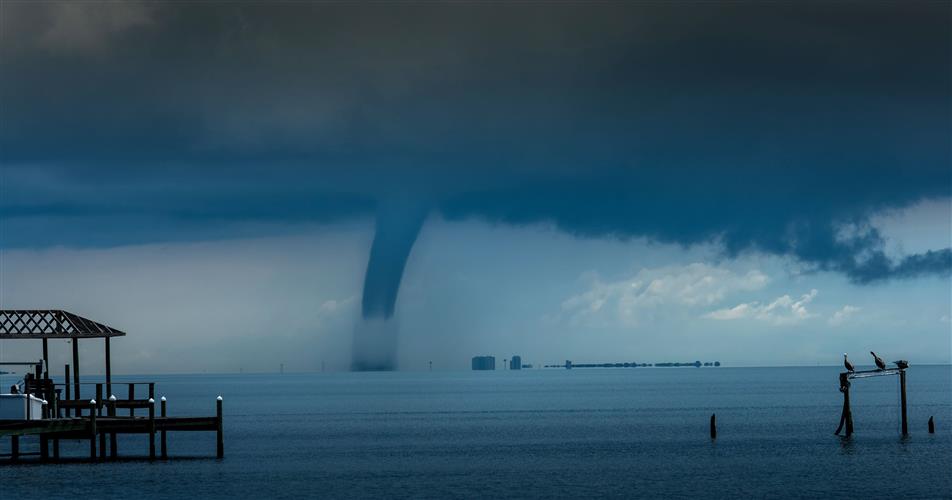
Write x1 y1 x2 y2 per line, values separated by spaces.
843 353 854 372
870 351 886 370
893 360 909 369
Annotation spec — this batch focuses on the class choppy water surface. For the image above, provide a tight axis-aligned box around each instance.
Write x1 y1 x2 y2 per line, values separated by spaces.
2 366 950 498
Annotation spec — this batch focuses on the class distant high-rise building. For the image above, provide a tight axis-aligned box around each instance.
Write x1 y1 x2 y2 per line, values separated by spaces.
471 356 496 370
510 355 522 370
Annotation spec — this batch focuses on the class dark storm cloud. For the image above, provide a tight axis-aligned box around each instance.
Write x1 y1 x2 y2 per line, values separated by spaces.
1 1 950 283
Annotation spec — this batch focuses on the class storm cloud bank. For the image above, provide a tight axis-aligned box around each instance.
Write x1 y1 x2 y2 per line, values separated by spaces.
2 1 950 285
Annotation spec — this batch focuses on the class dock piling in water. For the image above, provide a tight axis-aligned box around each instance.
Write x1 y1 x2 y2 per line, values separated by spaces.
0 310 232 462
160 396 168 459
216 396 224 458
899 369 908 436
109 394 118 458
149 398 156 459
64 365 71 417
710 413 716 440
928 416 935 434
89 399 97 459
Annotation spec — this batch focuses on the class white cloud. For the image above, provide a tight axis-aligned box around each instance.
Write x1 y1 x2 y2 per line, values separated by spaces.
828 305 861 326
558 263 768 327
704 289 818 326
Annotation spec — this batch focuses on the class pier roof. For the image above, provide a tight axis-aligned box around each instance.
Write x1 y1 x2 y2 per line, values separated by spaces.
0 310 126 339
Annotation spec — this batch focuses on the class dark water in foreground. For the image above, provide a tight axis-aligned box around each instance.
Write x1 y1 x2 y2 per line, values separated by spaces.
2 366 951 498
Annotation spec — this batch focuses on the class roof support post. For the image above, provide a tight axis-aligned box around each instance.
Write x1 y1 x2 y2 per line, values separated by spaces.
72 338 81 406
105 337 112 398
42 338 49 378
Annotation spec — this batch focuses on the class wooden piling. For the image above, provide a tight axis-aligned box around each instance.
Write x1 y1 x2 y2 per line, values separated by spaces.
160 396 168 459
148 398 156 460
41 401 50 461
129 384 136 418
899 369 908 436
104 337 112 397
50 389 58 419
72 339 81 406
95 384 103 416
109 394 118 458
216 396 224 458
835 373 854 437
52 437 59 460
64 364 71 417
710 413 717 439
11 436 19 461
928 416 935 434
89 399 97 459
42 338 49 378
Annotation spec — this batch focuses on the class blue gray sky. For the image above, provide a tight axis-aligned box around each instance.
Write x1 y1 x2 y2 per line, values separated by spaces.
0 2 949 372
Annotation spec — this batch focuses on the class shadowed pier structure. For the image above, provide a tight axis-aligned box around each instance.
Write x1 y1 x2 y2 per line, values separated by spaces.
835 362 909 438
1 310 223 462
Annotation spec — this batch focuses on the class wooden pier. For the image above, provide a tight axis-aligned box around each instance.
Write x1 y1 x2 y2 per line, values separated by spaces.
835 363 909 438
1 310 223 462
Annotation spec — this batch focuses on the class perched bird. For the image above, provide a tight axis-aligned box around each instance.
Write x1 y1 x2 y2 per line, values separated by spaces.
893 360 909 370
871 351 886 370
843 353 854 372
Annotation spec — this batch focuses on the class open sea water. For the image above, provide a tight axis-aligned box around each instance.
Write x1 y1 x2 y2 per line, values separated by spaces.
2 366 951 498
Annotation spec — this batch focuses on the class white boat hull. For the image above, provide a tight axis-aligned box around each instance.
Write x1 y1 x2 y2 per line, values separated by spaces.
0 394 45 420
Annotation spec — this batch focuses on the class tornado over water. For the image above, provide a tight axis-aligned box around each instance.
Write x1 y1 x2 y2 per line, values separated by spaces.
352 200 428 371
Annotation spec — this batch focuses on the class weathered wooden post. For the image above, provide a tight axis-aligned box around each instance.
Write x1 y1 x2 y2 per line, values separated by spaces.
64 364 71 417
108 394 118 458
89 399 97 459
95 384 103 416
51 389 58 419
129 384 136 418
10 436 19 461
899 369 908 437
148 398 156 460
710 413 717 440
40 400 49 461
104 337 112 398
216 395 224 458
928 416 935 434
160 396 168 459
95 384 106 456
835 373 853 437
72 340 81 405
42 338 49 379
